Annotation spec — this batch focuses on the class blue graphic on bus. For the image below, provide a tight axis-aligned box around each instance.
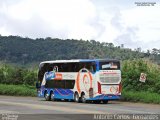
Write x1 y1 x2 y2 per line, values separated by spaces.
45 71 55 80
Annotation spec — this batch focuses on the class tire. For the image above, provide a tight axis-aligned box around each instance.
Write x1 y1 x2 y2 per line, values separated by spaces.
74 92 79 102
81 93 86 103
44 91 51 101
64 99 69 102
103 100 108 104
50 92 55 101
93 100 101 104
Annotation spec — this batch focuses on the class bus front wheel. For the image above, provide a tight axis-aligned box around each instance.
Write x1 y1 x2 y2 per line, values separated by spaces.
44 91 51 101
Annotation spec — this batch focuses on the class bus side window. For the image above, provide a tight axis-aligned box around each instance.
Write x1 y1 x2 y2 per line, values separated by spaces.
85 62 96 73
82 69 87 72
82 64 87 72
89 66 94 72
53 66 58 72
91 63 96 72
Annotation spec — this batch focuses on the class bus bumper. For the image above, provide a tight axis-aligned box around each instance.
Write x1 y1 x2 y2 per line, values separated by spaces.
87 94 121 101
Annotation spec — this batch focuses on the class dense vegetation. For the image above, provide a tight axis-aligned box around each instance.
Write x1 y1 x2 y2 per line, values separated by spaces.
0 64 37 86
0 35 160 66
122 59 160 94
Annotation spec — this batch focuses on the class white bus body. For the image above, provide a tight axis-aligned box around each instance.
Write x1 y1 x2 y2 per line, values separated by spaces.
37 59 121 103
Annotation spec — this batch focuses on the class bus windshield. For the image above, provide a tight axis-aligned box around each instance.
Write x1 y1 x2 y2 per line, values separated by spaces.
99 61 120 70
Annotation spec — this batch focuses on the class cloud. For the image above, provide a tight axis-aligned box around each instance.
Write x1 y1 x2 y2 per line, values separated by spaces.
96 2 160 50
114 26 140 48
0 0 160 50
122 6 160 41
0 0 105 40
111 10 124 31
141 40 160 51
109 9 140 48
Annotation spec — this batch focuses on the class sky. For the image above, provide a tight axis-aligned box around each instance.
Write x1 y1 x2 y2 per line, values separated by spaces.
0 0 160 51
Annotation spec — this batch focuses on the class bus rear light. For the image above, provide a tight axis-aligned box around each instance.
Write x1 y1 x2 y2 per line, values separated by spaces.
97 82 101 94
118 82 122 93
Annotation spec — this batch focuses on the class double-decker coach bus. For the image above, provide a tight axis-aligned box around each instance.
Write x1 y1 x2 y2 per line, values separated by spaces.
36 59 122 103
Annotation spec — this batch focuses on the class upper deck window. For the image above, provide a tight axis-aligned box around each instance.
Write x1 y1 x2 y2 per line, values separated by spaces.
99 61 120 70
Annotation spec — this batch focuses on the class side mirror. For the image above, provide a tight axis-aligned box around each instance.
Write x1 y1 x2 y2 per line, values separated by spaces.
36 82 41 89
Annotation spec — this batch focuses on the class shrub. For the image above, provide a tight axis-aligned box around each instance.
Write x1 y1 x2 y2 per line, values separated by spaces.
0 64 37 86
122 59 160 93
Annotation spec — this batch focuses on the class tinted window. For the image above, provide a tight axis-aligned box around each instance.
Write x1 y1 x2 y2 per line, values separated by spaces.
57 63 76 72
45 80 75 89
38 62 97 83
65 80 75 89
48 62 96 72
38 63 50 83
99 61 120 70
74 62 96 72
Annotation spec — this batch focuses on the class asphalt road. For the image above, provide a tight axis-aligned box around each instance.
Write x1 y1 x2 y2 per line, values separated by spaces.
0 95 160 120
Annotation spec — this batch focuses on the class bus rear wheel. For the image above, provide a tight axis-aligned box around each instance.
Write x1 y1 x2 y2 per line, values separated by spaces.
50 92 55 101
81 93 86 103
103 100 108 104
74 93 79 102
44 91 51 101
93 100 101 104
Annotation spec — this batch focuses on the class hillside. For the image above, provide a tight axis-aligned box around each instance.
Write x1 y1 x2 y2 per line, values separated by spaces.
0 35 159 66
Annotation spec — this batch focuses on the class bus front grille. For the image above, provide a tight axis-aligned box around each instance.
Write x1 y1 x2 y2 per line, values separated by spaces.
99 76 120 83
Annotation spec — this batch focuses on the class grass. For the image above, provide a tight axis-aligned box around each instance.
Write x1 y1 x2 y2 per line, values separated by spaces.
0 84 36 97
121 89 160 104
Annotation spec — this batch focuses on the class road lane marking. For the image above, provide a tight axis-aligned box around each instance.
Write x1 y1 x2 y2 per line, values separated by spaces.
0 101 106 114
0 110 19 114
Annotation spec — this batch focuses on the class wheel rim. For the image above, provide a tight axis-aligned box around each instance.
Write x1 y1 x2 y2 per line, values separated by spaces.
82 94 86 103
103 100 108 104
45 93 49 100
75 94 79 102
51 93 54 100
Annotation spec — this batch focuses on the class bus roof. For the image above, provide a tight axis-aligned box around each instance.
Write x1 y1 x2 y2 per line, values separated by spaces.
40 59 120 65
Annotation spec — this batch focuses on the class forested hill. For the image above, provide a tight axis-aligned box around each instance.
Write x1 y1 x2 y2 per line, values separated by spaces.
0 35 159 66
